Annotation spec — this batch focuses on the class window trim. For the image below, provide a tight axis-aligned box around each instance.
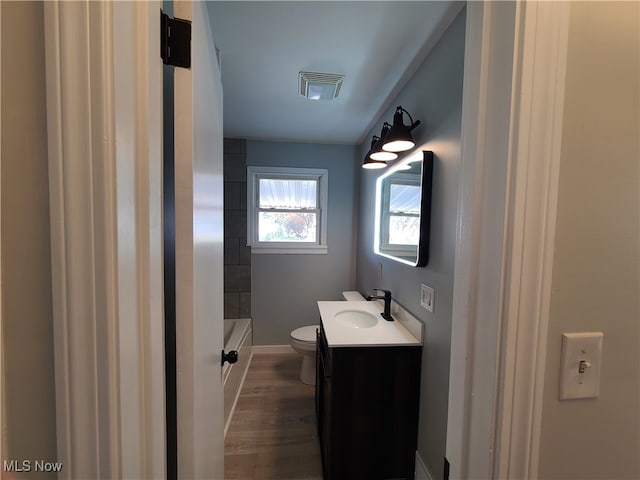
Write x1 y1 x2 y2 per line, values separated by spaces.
247 166 328 254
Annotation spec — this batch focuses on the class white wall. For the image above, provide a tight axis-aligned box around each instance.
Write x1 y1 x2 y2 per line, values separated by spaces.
1 1 57 474
356 10 465 479
248 140 359 345
538 2 639 478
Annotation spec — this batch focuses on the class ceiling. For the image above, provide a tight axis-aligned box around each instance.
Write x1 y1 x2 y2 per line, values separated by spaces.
205 1 461 146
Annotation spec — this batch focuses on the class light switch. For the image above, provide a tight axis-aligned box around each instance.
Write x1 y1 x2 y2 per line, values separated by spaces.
559 332 603 400
420 284 434 312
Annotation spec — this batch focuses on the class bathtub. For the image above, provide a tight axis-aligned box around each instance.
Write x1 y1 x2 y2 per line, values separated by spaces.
223 318 253 436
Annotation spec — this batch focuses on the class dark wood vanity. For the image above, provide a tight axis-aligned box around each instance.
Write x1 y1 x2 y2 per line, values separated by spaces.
316 323 422 480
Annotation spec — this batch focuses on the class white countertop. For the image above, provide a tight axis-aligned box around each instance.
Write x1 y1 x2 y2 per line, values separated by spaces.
317 300 422 347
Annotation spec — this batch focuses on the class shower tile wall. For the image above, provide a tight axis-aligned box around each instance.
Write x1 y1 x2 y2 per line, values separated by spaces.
224 138 251 319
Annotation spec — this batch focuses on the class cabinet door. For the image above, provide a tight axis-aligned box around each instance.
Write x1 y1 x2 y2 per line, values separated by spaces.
316 326 332 475
315 329 321 433
326 346 422 480
321 368 332 475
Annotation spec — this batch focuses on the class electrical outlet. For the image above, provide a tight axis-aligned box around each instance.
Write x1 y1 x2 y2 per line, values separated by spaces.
421 284 434 312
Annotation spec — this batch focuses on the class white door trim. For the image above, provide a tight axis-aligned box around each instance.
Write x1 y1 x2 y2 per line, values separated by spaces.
447 3 520 477
447 2 570 478
493 3 570 478
44 2 165 477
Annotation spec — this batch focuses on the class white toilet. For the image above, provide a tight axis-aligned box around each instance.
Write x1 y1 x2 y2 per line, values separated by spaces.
290 325 318 385
290 293 365 385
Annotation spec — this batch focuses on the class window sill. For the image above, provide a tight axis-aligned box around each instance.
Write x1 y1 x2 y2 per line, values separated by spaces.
250 245 328 255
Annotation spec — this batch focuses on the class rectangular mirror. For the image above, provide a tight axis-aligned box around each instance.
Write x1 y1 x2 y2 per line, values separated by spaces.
374 150 433 267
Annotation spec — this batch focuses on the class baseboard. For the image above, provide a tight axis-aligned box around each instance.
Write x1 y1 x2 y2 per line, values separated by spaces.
252 345 295 355
415 451 434 480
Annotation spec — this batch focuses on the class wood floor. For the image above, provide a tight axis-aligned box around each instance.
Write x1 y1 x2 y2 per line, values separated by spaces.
224 353 323 480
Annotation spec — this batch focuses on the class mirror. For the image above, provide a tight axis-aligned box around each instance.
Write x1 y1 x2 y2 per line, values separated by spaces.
374 150 433 267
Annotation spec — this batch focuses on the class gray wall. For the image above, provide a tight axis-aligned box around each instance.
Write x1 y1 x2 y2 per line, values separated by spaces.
1 1 58 475
538 2 639 478
356 10 465 478
248 140 359 345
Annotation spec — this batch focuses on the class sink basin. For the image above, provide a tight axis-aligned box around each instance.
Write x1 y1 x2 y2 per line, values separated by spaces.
334 309 378 328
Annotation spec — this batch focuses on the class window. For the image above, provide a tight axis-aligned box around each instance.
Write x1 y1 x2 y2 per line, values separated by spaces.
247 166 328 254
379 174 421 257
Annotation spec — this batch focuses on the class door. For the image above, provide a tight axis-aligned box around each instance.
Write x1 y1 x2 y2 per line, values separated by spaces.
172 2 225 478
43 1 225 477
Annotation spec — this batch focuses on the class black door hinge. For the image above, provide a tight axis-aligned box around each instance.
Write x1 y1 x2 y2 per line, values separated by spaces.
161 11 191 68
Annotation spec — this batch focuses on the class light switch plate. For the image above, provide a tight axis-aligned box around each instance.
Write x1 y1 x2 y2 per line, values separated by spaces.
421 284 434 312
559 332 603 400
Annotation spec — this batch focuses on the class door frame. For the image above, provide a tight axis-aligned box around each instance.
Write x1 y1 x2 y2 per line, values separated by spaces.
44 1 165 477
447 2 570 478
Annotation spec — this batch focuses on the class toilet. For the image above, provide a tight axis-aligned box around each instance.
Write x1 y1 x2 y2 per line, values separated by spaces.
290 325 318 385
290 293 365 385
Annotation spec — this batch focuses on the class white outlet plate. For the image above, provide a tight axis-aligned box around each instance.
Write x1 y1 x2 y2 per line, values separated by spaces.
559 332 603 400
421 284 434 312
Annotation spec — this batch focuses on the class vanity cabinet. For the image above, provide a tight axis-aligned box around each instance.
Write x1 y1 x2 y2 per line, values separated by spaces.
316 323 422 480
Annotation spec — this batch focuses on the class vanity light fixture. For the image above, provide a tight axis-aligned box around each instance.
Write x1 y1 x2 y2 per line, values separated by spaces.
362 136 388 169
369 123 398 162
382 106 421 152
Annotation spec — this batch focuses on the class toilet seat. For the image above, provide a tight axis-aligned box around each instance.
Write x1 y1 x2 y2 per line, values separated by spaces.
291 325 317 343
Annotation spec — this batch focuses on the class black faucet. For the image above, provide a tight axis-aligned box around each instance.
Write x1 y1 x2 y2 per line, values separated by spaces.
366 288 394 321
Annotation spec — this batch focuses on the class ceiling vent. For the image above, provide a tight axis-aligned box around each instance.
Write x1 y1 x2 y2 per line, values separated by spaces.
299 71 344 101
